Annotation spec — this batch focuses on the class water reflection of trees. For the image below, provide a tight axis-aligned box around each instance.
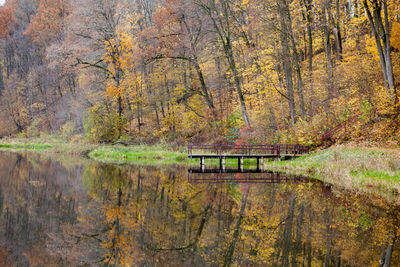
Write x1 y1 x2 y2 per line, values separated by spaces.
79 164 400 266
0 152 79 265
1 152 400 266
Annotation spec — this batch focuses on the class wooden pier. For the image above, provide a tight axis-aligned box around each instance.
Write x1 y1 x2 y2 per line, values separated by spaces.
188 144 309 170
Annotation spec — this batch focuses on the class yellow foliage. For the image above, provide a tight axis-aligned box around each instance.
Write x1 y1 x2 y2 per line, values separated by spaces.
392 22 400 51
365 35 380 62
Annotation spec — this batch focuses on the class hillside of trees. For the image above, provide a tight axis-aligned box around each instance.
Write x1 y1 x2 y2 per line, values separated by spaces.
0 0 399 146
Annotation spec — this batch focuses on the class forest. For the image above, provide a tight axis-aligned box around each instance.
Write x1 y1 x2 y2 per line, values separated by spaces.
0 0 399 146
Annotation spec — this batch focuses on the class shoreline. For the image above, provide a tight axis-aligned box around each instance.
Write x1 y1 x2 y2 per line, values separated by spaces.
1 138 400 198
0 137 263 167
0 137 287 168
265 144 400 200
0 137 193 166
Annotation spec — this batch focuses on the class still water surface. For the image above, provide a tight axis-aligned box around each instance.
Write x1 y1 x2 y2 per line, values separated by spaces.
0 151 399 266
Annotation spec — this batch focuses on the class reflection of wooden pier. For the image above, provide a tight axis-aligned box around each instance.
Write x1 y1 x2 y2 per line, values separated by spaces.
188 169 310 184
188 144 309 170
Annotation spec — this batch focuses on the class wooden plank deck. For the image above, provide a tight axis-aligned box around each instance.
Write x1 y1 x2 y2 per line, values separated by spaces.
189 154 302 159
188 144 309 168
188 144 308 157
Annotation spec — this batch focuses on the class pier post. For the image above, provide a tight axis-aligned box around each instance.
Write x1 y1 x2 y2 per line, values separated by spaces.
240 157 244 171
222 157 226 171
201 156 205 172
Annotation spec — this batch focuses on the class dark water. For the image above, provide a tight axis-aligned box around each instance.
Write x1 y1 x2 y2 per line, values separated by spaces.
0 151 399 266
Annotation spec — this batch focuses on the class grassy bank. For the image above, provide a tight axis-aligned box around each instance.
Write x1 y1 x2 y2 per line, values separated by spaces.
0 137 276 167
0 137 195 165
265 144 400 197
0 143 52 150
87 145 191 165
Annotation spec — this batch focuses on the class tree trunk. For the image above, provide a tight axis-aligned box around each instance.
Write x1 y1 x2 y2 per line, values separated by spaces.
303 0 314 116
322 5 334 100
278 0 296 126
379 244 387 267
0 65 4 96
333 0 343 61
227 45 251 128
137 101 141 134
114 59 123 139
117 95 123 137
383 0 395 94
383 241 393 267
363 0 396 95
380 235 396 267
285 0 306 120
154 104 161 130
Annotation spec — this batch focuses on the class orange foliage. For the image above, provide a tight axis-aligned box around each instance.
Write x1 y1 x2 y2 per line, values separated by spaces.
0 4 14 37
24 0 68 46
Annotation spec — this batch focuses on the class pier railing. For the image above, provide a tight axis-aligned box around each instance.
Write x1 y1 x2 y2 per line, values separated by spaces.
188 144 309 158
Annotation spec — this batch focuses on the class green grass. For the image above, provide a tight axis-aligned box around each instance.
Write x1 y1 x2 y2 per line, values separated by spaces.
88 145 195 165
0 143 52 150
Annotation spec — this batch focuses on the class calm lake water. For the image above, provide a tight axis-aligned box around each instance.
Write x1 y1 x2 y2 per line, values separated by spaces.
0 151 399 266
